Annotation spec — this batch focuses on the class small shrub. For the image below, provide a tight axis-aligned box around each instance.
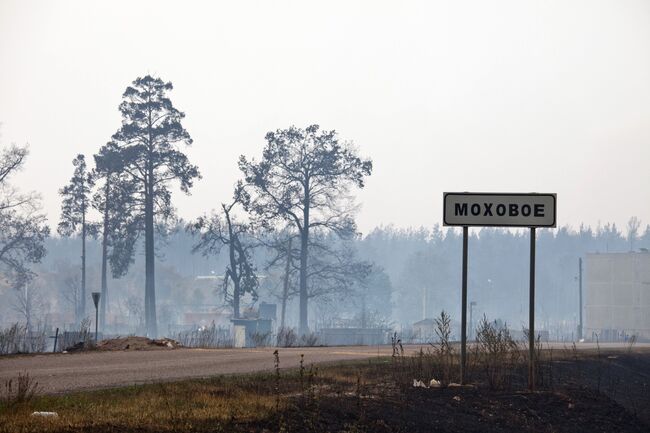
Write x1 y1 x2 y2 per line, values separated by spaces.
250 331 272 347
626 334 637 354
431 310 455 385
390 332 403 358
475 315 520 390
2 372 39 406
300 332 318 347
174 322 233 348
62 318 94 351
273 350 281 410
276 327 297 347
0 323 47 355
0 323 24 355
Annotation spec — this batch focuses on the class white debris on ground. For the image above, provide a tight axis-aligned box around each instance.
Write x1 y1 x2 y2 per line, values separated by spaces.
412 378 443 388
411 379 471 389
413 379 429 388
31 412 58 418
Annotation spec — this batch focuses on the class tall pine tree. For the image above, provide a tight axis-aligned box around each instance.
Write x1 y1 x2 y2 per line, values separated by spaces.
58 154 94 321
92 141 139 331
112 75 200 337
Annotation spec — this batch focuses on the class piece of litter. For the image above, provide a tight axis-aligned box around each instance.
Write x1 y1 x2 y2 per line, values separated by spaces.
413 379 428 388
31 412 58 418
447 382 462 388
453 395 461 401
429 378 441 388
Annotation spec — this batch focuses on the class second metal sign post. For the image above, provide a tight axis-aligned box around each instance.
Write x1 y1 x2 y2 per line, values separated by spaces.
443 192 557 391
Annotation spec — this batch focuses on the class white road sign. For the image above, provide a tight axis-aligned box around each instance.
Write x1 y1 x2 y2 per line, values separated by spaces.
443 192 556 227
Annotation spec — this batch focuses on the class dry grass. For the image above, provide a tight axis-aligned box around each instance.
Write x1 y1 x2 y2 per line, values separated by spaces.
276 327 298 347
173 322 233 348
2 372 39 408
0 323 47 355
0 372 281 432
0 357 387 433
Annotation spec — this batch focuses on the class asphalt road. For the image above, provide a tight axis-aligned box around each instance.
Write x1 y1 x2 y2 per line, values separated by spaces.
0 345 394 395
1 343 648 395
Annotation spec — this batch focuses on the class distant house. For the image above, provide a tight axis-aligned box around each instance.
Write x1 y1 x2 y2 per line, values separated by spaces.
412 318 437 342
585 252 650 342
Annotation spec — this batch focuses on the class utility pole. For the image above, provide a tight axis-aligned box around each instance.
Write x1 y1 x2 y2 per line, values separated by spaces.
578 257 583 341
469 301 476 341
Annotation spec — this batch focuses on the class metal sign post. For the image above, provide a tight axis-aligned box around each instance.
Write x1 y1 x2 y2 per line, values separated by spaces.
460 226 468 384
49 327 59 353
91 292 101 344
529 227 536 391
443 192 556 391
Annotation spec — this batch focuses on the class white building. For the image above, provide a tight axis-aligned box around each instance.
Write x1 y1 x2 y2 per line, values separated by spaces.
585 252 650 342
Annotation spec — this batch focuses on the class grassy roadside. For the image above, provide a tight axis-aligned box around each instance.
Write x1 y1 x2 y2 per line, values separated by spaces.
1 346 649 433
0 357 385 433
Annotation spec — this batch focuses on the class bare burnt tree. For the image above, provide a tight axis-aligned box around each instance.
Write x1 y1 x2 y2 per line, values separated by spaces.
58 154 95 320
190 183 258 319
0 144 49 289
12 284 42 330
239 124 372 334
264 231 371 329
92 141 140 331
61 272 82 321
112 75 201 337
123 295 145 331
352 264 393 329
305 236 372 309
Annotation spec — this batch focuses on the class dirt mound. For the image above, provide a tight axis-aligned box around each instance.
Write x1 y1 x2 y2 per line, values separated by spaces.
96 337 182 351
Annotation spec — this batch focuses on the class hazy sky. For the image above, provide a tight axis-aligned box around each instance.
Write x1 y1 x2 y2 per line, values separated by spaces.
1 0 648 235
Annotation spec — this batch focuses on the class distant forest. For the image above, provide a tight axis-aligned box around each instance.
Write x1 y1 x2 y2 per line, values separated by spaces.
2 220 647 338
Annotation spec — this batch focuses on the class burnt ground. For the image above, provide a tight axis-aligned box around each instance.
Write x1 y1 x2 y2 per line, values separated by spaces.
272 386 646 433
265 349 650 433
548 349 650 425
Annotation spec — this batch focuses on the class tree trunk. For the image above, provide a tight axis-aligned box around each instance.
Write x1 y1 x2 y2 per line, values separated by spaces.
232 280 240 319
99 178 110 332
81 200 86 321
280 237 292 330
224 206 240 319
144 166 157 338
232 275 240 319
299 201 309 335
